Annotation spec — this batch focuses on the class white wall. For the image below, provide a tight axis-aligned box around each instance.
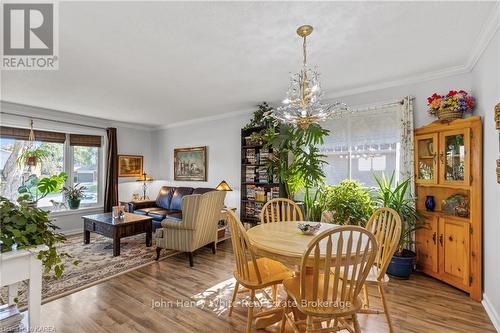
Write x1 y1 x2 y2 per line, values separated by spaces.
149 113 251 211
333 72 472 128
471 28 500 330
0 102 154 234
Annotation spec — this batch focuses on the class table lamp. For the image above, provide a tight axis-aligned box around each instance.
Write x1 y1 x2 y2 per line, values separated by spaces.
216 180 232 191
136 172 154 200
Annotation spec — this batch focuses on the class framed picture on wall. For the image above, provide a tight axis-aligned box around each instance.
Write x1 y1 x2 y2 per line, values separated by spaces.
118 155 143 177
174 146 207 181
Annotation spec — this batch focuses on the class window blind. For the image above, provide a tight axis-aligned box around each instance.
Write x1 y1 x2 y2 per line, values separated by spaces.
0 126 66 143
69 134 102 147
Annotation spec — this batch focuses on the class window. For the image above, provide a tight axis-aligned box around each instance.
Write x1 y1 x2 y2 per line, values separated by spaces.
319 104 401 187
0 127 103 210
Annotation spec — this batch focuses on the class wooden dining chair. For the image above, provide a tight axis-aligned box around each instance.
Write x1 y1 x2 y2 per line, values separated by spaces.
260 198 303 224
226 209 293 333
280 226 378 333
360 207 402 333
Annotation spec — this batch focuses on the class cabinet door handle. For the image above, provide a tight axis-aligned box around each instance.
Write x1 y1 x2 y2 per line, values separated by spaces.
439 153 445 163
439 234 444 246
432 232 437 244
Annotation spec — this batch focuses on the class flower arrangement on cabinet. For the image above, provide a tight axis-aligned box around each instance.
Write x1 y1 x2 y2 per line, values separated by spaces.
427 90 475 122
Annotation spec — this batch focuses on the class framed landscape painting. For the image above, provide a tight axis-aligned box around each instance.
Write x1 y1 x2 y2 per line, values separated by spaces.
118 155 143 177
174 146 207 181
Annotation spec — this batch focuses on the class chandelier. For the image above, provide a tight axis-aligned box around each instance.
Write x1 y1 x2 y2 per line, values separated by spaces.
273 25 349 128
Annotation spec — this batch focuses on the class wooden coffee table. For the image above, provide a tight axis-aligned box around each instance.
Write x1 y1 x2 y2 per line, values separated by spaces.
82 212 153 256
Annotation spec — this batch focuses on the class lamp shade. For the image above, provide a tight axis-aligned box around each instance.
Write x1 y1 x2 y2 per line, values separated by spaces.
136 172 153 182
216 180 232 191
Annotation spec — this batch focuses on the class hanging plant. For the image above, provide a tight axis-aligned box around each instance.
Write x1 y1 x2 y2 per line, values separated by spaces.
17 146 49 167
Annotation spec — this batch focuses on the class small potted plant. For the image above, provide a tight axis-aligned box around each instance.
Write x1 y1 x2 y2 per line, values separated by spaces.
17 146 49 167
427 90 475 123
62 184 87 209
373 172 421 278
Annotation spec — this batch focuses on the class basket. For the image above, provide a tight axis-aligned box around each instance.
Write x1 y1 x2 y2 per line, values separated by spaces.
437 109 464 123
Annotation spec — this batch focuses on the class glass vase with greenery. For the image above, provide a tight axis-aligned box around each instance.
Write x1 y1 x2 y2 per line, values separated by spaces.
373 172 421 255
0 196 76 278
322 180 374 226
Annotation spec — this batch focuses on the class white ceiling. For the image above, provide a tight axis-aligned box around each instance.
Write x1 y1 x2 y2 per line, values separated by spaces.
1 1 497 127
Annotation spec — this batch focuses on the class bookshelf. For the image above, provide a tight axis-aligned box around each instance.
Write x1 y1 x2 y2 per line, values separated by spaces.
240 126 282 224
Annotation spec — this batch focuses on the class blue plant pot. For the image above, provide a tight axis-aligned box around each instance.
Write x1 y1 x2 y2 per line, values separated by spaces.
386 250 416 279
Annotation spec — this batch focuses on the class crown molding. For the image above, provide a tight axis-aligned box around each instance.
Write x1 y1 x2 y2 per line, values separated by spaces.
154 108 253 130
0 100 155 132
465 2 500 71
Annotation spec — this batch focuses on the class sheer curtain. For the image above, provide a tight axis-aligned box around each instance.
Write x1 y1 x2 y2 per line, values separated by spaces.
319 96 414 190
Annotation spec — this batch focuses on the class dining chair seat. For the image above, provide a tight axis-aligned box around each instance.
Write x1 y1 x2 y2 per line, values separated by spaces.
338 266 390 284
235 257 293 288
283 273 363 316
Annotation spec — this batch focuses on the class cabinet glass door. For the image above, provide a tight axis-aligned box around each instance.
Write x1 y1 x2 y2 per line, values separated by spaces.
415 134 438 184
439 129 470 185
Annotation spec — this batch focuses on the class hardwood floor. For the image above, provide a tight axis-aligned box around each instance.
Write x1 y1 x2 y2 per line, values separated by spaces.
39 241 495 333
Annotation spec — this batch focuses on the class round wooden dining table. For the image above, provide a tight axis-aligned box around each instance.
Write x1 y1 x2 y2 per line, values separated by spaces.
246 221 340 329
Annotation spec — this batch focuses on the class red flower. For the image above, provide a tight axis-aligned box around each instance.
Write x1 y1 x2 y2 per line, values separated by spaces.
447 90 458 97
427 93 441 104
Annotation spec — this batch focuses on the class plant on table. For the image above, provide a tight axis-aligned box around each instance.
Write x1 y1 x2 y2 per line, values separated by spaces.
61 184 87 209
0 196 76 279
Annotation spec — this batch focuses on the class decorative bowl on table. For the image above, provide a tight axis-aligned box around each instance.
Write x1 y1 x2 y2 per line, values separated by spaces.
297 223 321 235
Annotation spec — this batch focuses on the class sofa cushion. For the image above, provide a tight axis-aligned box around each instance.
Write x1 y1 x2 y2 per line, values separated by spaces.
192 187 214 195
170 187 194 211
148 210 169 220
166 211 182 221
135 207 163 215
156 186 175 209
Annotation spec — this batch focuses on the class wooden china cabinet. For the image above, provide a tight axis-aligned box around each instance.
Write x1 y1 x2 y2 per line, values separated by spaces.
414 116 482 301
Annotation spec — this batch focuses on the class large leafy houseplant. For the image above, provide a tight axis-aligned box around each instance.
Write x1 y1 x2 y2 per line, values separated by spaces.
263 123 330 220
0 196 74 278
322 180 374 226
18 172 68 205
373 172 421 255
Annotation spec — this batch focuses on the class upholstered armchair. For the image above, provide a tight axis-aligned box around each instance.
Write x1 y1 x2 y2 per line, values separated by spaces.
154 190 226 267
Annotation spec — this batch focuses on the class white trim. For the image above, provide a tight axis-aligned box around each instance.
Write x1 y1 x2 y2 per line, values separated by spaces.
156 108 252 130
0 101 154 132
483 293 500 332
465 2 500 71
49 206 104 218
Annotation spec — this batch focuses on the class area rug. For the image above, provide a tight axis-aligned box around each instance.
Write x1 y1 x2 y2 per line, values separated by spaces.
1 233 178 307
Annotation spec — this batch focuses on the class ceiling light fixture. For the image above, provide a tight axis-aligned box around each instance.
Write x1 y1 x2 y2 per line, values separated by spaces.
272 25 349 128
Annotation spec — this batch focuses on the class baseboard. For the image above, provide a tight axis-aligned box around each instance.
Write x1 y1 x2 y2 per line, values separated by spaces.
483 293 500 332
62 229 83 236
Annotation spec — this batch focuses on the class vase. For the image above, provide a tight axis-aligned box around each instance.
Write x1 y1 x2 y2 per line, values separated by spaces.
425 196 435 212
67 198 81 210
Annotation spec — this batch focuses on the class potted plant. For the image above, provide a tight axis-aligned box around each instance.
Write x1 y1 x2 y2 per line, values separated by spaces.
18 172 68 206
321 180 374 226
62 184 87 209
427 90 475 123
373 172 421 278
17 146 49 167
0 196 74 278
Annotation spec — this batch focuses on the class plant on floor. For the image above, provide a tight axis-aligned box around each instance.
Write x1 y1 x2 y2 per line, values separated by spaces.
322 180 374 226
61 184 87 209
0 196 76 278
263 123 330 219
373 172 421 255
18 172 68 205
